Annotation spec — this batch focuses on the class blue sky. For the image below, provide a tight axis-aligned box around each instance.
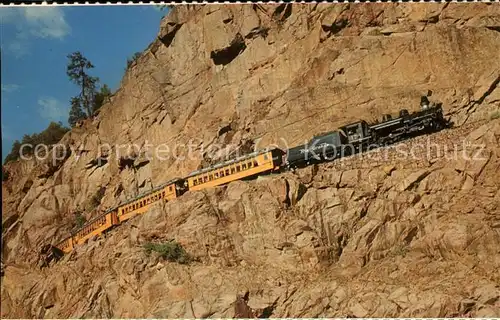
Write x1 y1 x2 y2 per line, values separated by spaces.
1 5 167 161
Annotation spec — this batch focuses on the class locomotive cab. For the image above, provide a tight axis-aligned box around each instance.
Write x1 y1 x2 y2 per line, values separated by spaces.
382 114 392 122
339 120 371 144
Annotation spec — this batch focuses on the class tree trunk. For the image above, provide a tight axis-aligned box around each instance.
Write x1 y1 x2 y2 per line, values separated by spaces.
80 66 91 118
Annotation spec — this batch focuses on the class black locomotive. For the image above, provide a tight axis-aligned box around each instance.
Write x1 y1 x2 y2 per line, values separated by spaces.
284 97 449 170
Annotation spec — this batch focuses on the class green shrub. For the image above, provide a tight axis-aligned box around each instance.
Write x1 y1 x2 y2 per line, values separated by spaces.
391 244 409 257
143 240 191 264
75 213 86 228
126 52 142 69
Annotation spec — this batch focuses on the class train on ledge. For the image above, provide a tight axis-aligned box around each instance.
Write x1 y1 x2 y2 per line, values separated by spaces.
43 97 450 263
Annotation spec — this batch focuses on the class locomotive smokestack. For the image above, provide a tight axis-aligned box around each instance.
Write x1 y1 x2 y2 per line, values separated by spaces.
420 95 430 110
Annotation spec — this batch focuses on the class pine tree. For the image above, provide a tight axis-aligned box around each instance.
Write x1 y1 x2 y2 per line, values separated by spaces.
66 52 99 118
3 140 22 163
41 122 70 144
3 122 69 164
68 96 87 127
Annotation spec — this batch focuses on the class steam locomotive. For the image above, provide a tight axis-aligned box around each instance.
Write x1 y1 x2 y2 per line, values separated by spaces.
284 97 447 169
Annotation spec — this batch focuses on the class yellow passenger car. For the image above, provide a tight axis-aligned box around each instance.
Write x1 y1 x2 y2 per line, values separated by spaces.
186 148 284 191
54 209 118 253
55 235 74 254
52 179 185 254
116 178 185 223
72 210 119 246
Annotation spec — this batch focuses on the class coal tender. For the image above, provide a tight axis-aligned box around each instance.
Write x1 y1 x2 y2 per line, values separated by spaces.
284 130 344 170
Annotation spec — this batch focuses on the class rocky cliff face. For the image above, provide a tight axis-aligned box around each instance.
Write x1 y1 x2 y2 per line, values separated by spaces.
2 3 500 318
